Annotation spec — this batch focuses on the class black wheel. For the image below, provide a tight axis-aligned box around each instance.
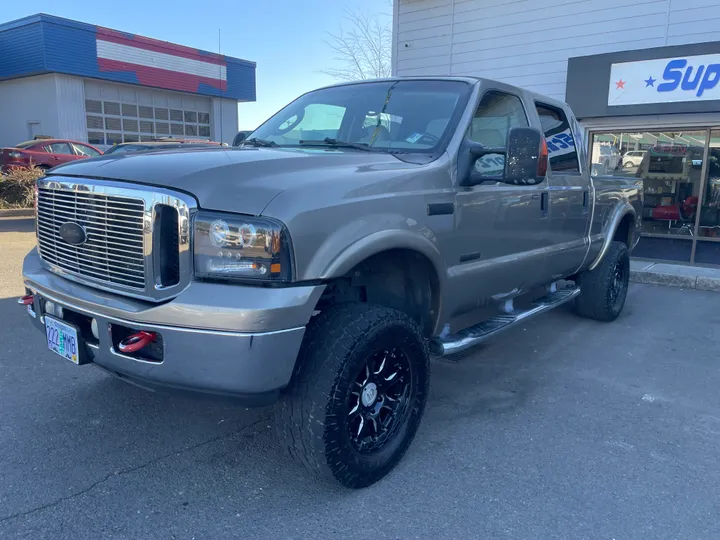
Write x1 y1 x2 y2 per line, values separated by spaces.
574 241 630 322
276 303 429 488
624 160 634 169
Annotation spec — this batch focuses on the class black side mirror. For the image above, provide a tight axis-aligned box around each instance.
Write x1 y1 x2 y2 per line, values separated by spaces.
232 131 250 147
466 126 547 186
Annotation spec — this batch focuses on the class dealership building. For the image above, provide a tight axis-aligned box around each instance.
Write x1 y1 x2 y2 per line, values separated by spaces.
0 14 256 149
394 0 720 266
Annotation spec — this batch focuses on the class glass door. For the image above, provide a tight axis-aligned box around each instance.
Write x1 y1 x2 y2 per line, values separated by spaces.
693 129 720 265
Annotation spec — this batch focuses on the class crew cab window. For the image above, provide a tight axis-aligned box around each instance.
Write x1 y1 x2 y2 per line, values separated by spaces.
468 91 528 177
468 91 528 146
535 104 580 173
45 143 73 155
72 143 101 157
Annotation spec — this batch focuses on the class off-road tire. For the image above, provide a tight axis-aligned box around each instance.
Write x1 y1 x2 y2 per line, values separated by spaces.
276 303 429 489
574 240 630 322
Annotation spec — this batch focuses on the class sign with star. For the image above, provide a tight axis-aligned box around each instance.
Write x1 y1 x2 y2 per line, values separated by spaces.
608 53 720 106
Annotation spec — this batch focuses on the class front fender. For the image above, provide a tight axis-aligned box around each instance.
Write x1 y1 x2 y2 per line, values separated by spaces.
319 229 447 283
300 213 447 284
588 202 637 271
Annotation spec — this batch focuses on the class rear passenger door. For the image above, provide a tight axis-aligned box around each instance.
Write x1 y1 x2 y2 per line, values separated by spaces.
45 142 77 166
534 103 588 279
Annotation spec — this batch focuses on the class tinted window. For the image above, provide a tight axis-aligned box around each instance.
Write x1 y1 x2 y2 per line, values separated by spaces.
249 80 471 154
535 103 580 173
467 91 528 177
16 141 40 150
46 143 73 154
468 91 528 146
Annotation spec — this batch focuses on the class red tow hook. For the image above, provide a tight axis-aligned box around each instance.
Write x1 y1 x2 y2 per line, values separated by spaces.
118 331 157 353
18 294 34 306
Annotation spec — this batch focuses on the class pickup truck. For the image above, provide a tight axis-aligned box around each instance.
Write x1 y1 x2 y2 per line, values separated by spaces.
20 77 641 489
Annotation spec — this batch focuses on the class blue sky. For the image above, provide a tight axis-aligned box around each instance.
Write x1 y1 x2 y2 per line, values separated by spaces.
4 0 391 130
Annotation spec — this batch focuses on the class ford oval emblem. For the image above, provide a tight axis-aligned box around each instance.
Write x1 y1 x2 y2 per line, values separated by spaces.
59 222 87 245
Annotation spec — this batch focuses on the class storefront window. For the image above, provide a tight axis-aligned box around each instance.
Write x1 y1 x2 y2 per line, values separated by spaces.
590 130 715 264
697 131 720 239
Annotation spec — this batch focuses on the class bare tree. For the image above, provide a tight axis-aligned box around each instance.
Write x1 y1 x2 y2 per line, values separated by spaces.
322 6 392 81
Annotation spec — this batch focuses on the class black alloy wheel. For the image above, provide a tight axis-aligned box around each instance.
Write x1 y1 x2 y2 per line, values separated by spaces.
276 303 429 488
575 240 630 322
347 347 413 453
608 253 629 308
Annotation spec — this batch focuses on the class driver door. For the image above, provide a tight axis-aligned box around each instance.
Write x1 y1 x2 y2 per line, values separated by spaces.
448 90 551 315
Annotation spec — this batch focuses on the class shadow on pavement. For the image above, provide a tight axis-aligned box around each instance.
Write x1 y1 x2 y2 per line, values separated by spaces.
0 216 35 233
0 293 576 530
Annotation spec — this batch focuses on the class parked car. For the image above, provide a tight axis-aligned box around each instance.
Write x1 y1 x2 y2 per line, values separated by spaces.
623 150 646 168
103 140 224 155
20 77 641 489
0 139 102 173
591 143 622 174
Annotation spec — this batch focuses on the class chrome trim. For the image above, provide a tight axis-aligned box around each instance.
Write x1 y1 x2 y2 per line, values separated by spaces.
110 346 165 365
36 176 196 302
26 284 304 338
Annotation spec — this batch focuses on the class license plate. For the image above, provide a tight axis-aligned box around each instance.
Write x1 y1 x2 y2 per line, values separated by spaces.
45 316 80 364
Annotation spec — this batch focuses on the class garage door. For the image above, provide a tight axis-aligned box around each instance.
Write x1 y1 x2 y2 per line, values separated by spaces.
84 81 212 148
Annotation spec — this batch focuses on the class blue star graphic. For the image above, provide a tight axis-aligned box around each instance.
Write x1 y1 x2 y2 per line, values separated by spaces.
645 76 656 87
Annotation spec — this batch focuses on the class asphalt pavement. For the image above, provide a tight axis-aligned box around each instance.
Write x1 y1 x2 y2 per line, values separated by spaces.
2 216 720 539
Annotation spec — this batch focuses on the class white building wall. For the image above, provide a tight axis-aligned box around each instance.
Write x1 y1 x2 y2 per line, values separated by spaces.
394 0 720 101
0 75 239 148
54 75 87 143
212 98 239 145
0 74 61 147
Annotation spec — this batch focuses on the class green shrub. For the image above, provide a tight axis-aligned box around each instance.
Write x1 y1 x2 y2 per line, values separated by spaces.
0 165 44 209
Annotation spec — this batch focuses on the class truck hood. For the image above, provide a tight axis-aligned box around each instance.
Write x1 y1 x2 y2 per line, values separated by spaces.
48 147 416 215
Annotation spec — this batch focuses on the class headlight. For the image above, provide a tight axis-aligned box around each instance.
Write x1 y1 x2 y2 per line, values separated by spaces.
193 211 293 282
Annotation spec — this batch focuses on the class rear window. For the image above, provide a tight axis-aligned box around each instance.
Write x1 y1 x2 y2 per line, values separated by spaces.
15 141 39 150
535 103 580 173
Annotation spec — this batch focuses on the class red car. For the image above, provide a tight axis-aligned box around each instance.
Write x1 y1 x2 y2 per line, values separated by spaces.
0 139 103 173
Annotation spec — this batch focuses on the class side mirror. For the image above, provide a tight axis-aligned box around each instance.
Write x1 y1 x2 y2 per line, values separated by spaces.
467 127 548 186
232 131 250 147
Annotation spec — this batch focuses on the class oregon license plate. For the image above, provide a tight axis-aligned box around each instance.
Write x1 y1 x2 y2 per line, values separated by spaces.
45 316 80 364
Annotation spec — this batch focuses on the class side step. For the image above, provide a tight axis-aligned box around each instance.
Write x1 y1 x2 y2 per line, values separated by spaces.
430 287 581 356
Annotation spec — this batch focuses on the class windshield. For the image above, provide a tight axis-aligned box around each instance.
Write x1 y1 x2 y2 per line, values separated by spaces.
247 80 471 154
104 144 154 155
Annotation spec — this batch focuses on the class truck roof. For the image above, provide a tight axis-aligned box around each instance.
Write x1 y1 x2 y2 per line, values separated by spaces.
313 76 571 110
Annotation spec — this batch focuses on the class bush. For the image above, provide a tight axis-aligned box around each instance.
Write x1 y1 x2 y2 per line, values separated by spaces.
0 165 44 209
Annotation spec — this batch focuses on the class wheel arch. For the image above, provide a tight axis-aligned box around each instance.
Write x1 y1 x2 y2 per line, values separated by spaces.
588 203 637 271
316 235 446 338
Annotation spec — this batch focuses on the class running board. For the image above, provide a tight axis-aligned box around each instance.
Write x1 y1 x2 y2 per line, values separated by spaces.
430 287 581 357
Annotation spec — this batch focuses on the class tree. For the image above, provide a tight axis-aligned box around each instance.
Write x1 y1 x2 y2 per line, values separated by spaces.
322 6 392 81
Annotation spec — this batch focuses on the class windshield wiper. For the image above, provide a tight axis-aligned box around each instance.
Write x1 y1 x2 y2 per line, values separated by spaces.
243 137 277 148
299 137 372 151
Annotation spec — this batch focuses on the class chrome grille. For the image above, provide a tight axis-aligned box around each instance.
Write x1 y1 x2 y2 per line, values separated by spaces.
37 187 147 290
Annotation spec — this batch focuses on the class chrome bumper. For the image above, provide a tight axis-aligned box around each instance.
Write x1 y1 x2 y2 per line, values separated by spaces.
23 249 325 401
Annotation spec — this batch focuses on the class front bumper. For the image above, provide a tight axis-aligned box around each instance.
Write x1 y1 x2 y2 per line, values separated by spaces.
23 249 325 403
